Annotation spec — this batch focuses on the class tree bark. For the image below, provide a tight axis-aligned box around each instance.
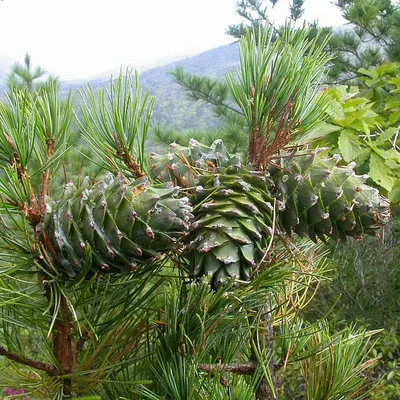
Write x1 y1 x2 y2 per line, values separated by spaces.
53 294 74 393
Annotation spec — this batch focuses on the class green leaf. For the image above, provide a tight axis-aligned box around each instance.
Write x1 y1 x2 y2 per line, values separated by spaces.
342 98 369 110
326 86 358 106
390 77 400 88
338 129 370 164
358 67 378 79
325 99 344 120
375 63 398 76
382 149 400 163
376 127 398 145
385 98 400 111
304 122 341 142
388 111 400 125
389 181 400 204
369 152 396 191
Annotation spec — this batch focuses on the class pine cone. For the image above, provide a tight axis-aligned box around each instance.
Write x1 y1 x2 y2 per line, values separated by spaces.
42 174 193 278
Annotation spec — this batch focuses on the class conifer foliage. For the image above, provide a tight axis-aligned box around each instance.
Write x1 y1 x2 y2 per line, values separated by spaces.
0 27 391 399
227 0 400 83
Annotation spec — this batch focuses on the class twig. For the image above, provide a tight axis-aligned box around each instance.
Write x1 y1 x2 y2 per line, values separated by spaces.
3 133 28 198
3 132 42 225
198 362 256 375
0 346 57 376
73 329 89 368
113 132 144 178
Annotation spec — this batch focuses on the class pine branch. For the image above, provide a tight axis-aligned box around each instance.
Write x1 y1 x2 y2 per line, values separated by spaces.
113 132 144 178
79 70 153 176
172 68 243 117
3 132 39 221
198 362 256 375
4 133 25 191
0 346 57 376
187 86 242 117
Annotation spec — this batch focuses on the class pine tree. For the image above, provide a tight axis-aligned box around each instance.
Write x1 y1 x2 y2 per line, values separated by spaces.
227 0 400 83
0 27 390 399
227 0 304 38
6 53 58 92
289 0 304 23
328 0 400 83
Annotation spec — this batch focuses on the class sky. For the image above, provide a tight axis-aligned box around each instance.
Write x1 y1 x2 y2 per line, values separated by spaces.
0 0 346 81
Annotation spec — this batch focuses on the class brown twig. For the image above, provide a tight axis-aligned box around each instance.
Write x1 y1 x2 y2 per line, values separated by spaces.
3 132 43 225
248 89 299 172
4 133 24 185
4 133 34 204
198 362 257 375
51 293 74 395
72 329 89 369
0 346 57 376
113 132 144 178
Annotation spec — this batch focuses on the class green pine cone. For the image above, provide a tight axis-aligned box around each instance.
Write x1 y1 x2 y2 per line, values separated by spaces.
150 139 237 187
269 151 391 242
149 139 390 286
42 173 193 278
187 164 274 286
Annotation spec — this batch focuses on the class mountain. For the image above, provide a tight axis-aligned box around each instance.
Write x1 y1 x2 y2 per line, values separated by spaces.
60 42 240 131
140 41 239 132
0 42 240 132
83 54 192 81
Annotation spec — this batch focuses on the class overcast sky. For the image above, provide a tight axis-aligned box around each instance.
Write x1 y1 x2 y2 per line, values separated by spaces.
0 0 345 80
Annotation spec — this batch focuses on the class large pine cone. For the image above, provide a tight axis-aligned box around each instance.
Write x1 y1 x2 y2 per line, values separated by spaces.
41 174 193 278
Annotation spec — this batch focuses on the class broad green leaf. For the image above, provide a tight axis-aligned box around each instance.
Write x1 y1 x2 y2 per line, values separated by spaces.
390 77 400 87
358 67 378 79
304 121 341 142
325 99 344 120
376 63 398 76
361 120 370 138
342 98 369 109
327 86 358 103
385 98 400 111
388 111 400 125
387 370 396 381
385 159 400 171
382 149 400 163
369 152 396 191
376 127 398 145
338 129 369 163
365 77 382 87
334 115 356 128
389 181 400 204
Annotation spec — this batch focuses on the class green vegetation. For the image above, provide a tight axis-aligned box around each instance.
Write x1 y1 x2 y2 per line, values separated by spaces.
0 26 392 400
6 53 58 93
227 0 400 83
311 62 400 202
0 1 399 398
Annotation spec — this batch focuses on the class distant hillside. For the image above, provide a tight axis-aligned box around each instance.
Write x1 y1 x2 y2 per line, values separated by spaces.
0 42 240 132
60 42 239 131
140 42 239 131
